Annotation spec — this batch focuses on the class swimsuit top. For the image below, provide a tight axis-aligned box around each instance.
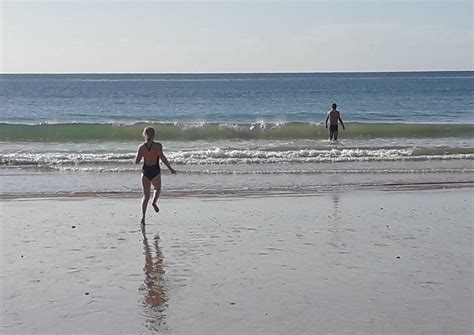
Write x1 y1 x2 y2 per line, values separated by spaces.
143 142 160 166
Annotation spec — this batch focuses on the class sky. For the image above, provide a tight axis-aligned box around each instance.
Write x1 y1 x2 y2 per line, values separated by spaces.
0 0 472 73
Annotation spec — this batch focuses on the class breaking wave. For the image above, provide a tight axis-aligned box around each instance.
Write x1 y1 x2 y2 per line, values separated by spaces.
0 122 473 142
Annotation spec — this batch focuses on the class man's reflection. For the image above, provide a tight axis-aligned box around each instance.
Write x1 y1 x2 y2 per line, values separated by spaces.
332 192 340 219
140 225 168 331
328 193 343 250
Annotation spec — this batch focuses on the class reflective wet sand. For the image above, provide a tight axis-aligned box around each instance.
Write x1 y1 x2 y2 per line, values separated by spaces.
1 189 472 334
140 226 168 332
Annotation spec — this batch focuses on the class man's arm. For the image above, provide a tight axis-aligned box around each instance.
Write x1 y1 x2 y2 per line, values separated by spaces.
338 112 345 130
135 145 143 164
325 113 329 128
158 144 177 174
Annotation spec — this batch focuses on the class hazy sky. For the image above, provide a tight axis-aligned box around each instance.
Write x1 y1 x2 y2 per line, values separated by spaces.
1 0 472 73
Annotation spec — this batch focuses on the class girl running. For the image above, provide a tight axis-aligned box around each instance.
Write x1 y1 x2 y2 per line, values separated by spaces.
135 126 176 225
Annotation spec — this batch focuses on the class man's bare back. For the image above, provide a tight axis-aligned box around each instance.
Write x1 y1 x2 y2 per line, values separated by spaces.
325 103 345 141
328 110 341 125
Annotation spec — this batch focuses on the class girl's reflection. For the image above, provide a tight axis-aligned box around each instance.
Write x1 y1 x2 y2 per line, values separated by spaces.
140 225 168 331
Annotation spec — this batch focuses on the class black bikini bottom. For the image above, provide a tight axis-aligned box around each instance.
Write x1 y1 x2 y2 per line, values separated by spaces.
329 125 338 131
142 163 161 180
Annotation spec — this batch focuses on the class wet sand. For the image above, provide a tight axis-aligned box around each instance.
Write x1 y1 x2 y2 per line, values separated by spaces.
1 189 472 334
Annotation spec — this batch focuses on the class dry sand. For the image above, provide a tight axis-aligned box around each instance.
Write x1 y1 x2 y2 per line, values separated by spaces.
1 189 473 334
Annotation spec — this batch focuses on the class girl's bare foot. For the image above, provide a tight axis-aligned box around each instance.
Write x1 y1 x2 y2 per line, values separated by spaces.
152 203 160 213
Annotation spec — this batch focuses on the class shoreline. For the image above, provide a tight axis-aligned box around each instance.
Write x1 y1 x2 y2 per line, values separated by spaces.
1 180 473 200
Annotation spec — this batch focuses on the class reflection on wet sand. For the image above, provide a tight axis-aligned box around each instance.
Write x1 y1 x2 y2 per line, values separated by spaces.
328 193 344 250
140 225 168 332
332 192 340 219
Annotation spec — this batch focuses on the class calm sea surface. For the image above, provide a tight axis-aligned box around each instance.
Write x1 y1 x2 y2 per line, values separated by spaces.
1 72 473 124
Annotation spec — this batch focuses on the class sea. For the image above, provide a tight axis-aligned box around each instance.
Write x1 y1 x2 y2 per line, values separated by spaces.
1 71 473 197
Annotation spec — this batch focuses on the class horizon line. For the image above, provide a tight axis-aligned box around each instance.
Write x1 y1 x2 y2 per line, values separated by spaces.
1 69 473 75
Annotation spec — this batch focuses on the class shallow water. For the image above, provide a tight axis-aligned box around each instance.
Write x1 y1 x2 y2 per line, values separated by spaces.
0 137 472 196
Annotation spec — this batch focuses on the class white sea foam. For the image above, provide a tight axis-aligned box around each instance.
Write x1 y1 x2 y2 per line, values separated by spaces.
2 147 473 169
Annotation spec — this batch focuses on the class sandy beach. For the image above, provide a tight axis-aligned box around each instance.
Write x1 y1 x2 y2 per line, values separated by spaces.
1 188 472 334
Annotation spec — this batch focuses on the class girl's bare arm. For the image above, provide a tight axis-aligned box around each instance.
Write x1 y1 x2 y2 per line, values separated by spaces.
158 144 177 174
135 145 143 164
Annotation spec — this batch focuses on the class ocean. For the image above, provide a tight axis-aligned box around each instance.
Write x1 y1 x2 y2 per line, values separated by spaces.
1 71 473 196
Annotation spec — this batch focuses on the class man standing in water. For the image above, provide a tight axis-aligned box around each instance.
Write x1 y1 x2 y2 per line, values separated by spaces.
325 103 346 141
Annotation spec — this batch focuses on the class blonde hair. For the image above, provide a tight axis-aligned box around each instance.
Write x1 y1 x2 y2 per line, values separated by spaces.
143 126 155 141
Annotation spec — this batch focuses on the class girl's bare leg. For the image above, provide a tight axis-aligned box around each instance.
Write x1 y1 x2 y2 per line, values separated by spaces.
151 174 162 213
141 175 152 224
